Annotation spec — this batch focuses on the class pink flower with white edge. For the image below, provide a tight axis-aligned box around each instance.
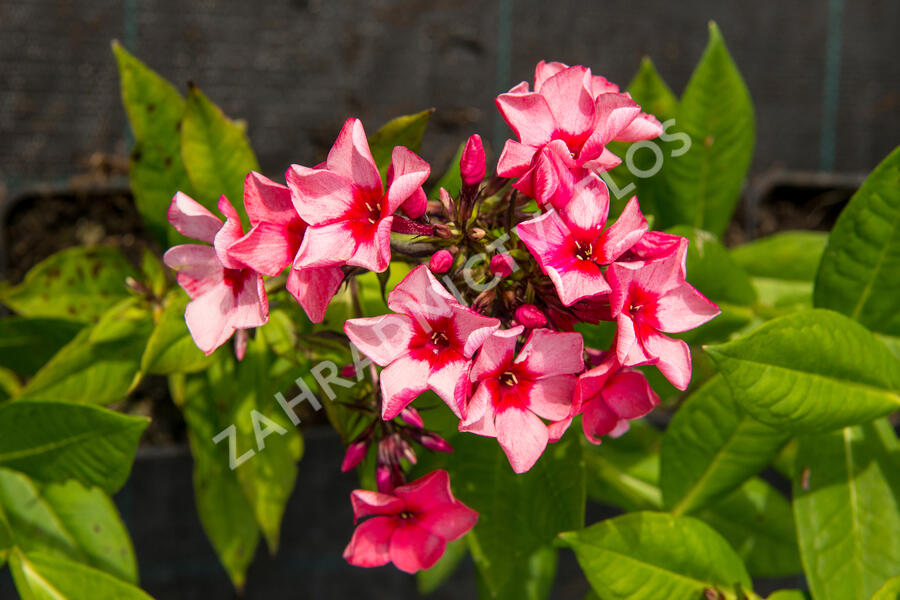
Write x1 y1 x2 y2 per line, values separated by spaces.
460 327 584 473
163 192 268 355
516 176 648 306
343 470 478 574
344 265 500 420
606 246 719 390
287 118 430 273
496 62 662 209
225 172 344 323
575 353 659 444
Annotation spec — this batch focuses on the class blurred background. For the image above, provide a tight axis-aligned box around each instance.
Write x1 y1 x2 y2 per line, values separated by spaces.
1 0 898 598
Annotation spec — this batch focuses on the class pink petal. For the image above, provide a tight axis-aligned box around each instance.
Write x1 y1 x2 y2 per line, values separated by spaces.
641 328 692 390
548 261 610 307
385 147 431 214
497 140 537 178
417 503 478 541
559 174 610 237
515 329 584 379
285 165 356 226
163 244 223 299
574 358 617 410
590 74 620 96
394 470 454 510
533 60 569 91
293 221 358 269
213 196 246 270
539 65 595 140
594 196 648 264
167 191 221 244
603 371 659 419
387 265 457 324
495 92 557 147
449 305 501 358
526 375 577 421
591 93 642 147
459 379 498 434
243 171 298 226
507 81 530 94
427 356 469 418
288 266 345 323
350 490 405 520
580 146 623 173
470 327 523 382
546 416 574 442
326 117 382 194
645 283 720 333
614 313 654 367
532 144 577 209
400 187 427 219
619 231 686 268
343 516 397 568
347 216 393 272
227 222 298 277
616 112 663 142
389 522 445 573
344 314 415 367
581 397 620 444
495 407 549 473
229 272 268 330
380 354 431 420
184 282 236 355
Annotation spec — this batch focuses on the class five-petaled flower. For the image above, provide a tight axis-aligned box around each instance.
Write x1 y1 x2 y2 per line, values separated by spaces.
163 192 269 355
343 470 478 573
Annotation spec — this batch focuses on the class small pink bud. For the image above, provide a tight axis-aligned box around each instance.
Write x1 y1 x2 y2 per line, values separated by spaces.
375 466 394 493
515 304 547 328
419 433 453 453
490 254 515 278
341 441 368 472
340 364 356 378
429 250 453 274
399 407 425 428
460 134 487 186
439 187 455 216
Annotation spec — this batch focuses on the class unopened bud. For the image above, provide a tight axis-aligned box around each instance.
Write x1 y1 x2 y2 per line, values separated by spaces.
419 432 453 453
439 187 456 217
433 223 454 239
375 465 395 494
460 134 487 186
468 227 486 240
340 364 356 378
515 304 547 328
399 407 425 428
472 288 496 313
429 250 453 274
341 441 368 472
490 253 515 278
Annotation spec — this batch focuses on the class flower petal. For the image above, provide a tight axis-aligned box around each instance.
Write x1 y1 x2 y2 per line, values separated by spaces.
213 196 246 270
559 174 609 237
227 222 299 277
350 490 405 520
380 354 431 419
602 370 659 419
243 171 298 226
343 516 396 568
495 92 557 148
526 375 577 421
581 396 620 444
428 356 469 418
285 165 356 226
385 147 431 214
645 283 720 333
495 407 549 473
539 65 594 140
594 196 648 264
641 328 692 390
400 187 427 219
387 265 457 324
347 216 393 272
394 470 455 510
293 221 358 269
184 282 236 355
515 329 584 379
497 139 537 178
344 314 415 367
616 112 663 142
229 273 268 330
167 191 221 243
389 522 445 573
287 266 345 323
470 327 523 382
417 503 478 541
163 244 223 299
326 117 382 194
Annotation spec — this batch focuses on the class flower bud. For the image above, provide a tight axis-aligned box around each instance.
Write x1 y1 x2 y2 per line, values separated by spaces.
340 364 357 379
489 253 515 278
439 187 456 217
399 407 425 428
460 134 486 186
341 441 368 472
468 227 486 240
418 432 453 453
515 304 547 328
433 223 454 239
429 250 453 274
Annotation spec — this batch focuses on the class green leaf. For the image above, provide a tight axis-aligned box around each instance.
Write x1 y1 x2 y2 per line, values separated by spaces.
0 401 147 494
141 291 214 375
9 549 152 600
0 317 83 377
751 278 814 310
628 57 678 123
181 83 260 215
182 369 259 590
416 537 468 595
558 511 751 600
696 477 801 578
0 469 136 583
766 592 809 600
428 141 465 202
0 247 138 322
814 145 900 335
140 249 168 298
793 419 900 600
657 22 755 236
706 309 900 433
0 367 22 403
872 574 900 600
667 227 756 306
367 109 433 180
113 41 194 246
661 376 789 514
731 231 828 281
18 299 153 405
582 419 662 511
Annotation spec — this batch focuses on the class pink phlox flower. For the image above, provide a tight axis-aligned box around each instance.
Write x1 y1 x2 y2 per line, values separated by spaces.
574 352 659 444
516 176 648 306
460 327 585 473
343 469 478 574
226 171 344 323
163 192 268 355
344 265 500 420
287 117 430 273
607 244 719 390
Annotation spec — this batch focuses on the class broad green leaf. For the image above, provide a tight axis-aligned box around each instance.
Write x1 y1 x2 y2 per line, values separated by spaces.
793 420 900 600
113 41 194 245
706 309 900 433
0 317 83 377
0 247 138 322
181 83 260 215
0 401 147 494
731 231 828 281
141 291 214 375
582 419 662 511
767 592 809 600
182 370 259 590
872 574 900 599
751 278 814 310
18 299 153 405
429 141 465 202
666 227 756 306
815 145 900 335
367 109 433 180
9 549 152 600
416 537 468 595
697 478 801 578
0 469 136 583
558 511 751 600
661 376 789 514
657 22 755 236
628 57 678 123
0 367 21 403
0 509 10 565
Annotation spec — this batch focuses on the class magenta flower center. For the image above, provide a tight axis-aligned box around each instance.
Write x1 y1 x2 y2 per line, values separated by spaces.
499 371 519 388
574 240 594 262
430 330 450 349
364 200 382 224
